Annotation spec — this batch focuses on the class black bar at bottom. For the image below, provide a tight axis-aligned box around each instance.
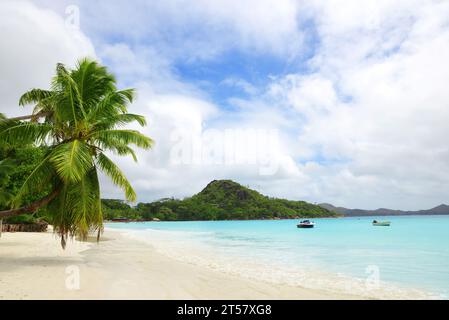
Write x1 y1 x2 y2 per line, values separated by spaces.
0 300 446 319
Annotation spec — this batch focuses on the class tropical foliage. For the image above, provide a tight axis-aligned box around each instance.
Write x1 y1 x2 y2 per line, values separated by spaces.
0 143 48 205
0 159 14 206
105 180 335 221
102 199 140 220
0 58 153 247
0 120 47 235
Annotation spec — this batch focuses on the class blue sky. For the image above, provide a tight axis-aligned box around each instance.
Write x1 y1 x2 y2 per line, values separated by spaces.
2 0 449 210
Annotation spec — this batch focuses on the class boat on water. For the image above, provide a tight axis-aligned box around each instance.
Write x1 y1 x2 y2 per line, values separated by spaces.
297 220 315 228
372 220 391 226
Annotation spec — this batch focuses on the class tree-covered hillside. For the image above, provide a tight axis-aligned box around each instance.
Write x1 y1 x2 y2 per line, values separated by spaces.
105 180 335 221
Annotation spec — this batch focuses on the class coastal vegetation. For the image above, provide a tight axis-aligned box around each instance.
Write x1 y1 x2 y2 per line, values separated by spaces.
0 143 49 236
0 59 153 247
103 180 335 221
0 59 331 245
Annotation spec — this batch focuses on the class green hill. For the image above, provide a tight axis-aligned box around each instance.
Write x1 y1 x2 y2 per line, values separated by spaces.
111 180 336 221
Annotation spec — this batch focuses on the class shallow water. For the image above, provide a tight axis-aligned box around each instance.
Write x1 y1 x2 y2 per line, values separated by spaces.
106 215 449 299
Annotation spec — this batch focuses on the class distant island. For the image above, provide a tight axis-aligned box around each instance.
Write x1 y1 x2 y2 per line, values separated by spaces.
103 180 335 221
319 203 449 217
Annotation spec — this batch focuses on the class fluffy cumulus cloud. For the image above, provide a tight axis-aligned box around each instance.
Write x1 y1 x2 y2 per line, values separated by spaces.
2 0 449 209
0 0 95 117
268 0 449 209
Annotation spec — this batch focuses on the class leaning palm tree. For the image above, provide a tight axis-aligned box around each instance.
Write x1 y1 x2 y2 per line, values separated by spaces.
0 58 153 247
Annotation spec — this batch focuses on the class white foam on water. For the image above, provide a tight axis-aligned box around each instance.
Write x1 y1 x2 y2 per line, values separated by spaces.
112 227 443 300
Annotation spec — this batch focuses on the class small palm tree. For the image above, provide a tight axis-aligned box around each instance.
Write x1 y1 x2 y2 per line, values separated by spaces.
0 59 153 247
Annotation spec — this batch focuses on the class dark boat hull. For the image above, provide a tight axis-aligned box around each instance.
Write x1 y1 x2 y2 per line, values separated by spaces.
297 224 314 228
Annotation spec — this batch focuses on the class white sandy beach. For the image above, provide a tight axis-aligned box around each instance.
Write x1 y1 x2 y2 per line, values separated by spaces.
0 229 362 300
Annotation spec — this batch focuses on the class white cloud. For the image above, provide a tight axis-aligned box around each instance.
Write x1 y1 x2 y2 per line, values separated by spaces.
0 0 95 117
221 78 258 95
103 83 303 202
35 0 305 61
266 0 449 209
3 0 449 210
269 74 338 117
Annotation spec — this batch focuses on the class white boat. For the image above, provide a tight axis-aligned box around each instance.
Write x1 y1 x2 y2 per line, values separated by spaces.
297 220 315 228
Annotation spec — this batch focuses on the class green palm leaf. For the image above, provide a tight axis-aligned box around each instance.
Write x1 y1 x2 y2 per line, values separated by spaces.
88 89 135 121
95 113 147 129
67 170 101 238
50 140 94 183
90 129 154 149
0 121 53 145
95 139 138 161
72 58 116 109
0 191 13 205
96 153 136 202
19 89 54 109
11 153 55 208
46 184 70 248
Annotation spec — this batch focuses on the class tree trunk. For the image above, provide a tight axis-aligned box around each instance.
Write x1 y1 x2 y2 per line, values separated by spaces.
7 111 51 122
0 189 60 219
1 221 48 233
0 219 2 238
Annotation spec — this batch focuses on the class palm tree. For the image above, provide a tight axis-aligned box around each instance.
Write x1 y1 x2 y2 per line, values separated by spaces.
0 58 153 247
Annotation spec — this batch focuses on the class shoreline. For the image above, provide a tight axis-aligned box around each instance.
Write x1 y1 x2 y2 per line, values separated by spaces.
105 213 449 225
105 216 341 223
0 230 362 300
114 225 437 300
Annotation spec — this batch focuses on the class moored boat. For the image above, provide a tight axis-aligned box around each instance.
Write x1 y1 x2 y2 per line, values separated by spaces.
297 220 315 228
372 220 391 226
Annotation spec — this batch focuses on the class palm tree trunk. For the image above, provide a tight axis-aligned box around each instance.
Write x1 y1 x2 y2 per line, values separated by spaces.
0 219 2 237
0 189 60 219
7 111 52 122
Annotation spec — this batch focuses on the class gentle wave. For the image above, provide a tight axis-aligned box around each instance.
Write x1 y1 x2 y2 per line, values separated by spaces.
113 227 442 300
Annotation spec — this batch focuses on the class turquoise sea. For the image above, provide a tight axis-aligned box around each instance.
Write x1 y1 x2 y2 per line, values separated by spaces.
106 215 449 299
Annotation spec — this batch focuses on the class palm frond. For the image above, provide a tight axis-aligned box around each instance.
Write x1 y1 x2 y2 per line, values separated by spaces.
0 190 13 206
96 152 136 202
94 139 138 161
0 158 15 176
46 184 70 248
51 63 84 124
48 168 103 246
99 113 146 128
50 140 93 183
72 58 117 111
19 89 53 107
79 168 103 235
11 153 55 208
88 89 135 121
67 170 99 238
88 167 104 238
90 129 154 150
0 121 53 145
